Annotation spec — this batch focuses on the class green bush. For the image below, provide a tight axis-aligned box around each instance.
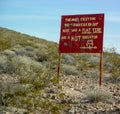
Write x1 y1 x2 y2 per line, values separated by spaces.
62 54 75 65
0 57 16 74
104 48 120 83
0 27 69 113
62 65 79 75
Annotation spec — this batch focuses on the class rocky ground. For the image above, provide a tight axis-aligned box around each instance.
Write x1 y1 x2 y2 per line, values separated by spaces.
60 73 120 114
0 72 120 114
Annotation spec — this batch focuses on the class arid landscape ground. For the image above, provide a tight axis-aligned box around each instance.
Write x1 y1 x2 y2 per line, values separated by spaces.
0 27 120 114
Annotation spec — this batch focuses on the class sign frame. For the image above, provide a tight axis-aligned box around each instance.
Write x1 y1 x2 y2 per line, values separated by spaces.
59 13 104 53
58 13 104 86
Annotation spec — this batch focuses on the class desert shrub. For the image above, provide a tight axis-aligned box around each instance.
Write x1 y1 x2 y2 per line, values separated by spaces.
15 47 36 57
35 42 48 49
36 52 48 62
0 28 69 113
14 89 27 97
25 46 34 51
24 46 36 57
25 50 36 58
62 54 75 65
0 82 27 107
106 70 120 84
0 56 16 74
4 50 15 58
0 56 7 74
62 65 79 75
0 37 13 50
104 48 120 83
15 48 26 56
11 55 42 76
76 60 88 71
1 69 67 113
0 54 42 76
0 83 4 105
84 86 113 103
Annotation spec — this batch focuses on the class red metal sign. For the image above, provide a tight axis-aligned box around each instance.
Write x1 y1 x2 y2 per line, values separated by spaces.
59 14 104 53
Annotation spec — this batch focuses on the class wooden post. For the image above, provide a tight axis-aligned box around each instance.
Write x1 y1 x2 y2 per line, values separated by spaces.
58 53 61 83
99 53 103 86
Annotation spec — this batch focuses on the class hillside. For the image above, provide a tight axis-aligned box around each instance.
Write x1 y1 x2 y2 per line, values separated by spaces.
0 27 120 114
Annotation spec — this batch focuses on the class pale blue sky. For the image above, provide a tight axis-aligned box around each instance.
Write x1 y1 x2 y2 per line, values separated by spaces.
0 0 120 53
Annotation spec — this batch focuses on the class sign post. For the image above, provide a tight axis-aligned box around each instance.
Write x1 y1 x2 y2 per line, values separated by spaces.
58 53 61 83
99 53 103 86
58 13 104 86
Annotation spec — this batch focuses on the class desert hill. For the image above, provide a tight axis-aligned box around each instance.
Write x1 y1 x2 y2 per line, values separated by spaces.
0 27 120 114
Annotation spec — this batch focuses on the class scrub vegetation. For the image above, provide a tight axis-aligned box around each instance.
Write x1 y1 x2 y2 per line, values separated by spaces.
0 27 120 113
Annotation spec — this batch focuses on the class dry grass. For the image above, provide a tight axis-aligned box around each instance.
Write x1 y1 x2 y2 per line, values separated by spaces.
84 86 113 103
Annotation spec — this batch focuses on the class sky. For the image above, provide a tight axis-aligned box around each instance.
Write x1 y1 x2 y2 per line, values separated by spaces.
0 0 120 53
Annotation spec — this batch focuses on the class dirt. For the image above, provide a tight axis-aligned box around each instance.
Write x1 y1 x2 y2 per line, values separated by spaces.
60 74 120 114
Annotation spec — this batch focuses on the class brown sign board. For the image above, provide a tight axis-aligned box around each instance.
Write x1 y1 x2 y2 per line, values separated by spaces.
59 14 104 53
